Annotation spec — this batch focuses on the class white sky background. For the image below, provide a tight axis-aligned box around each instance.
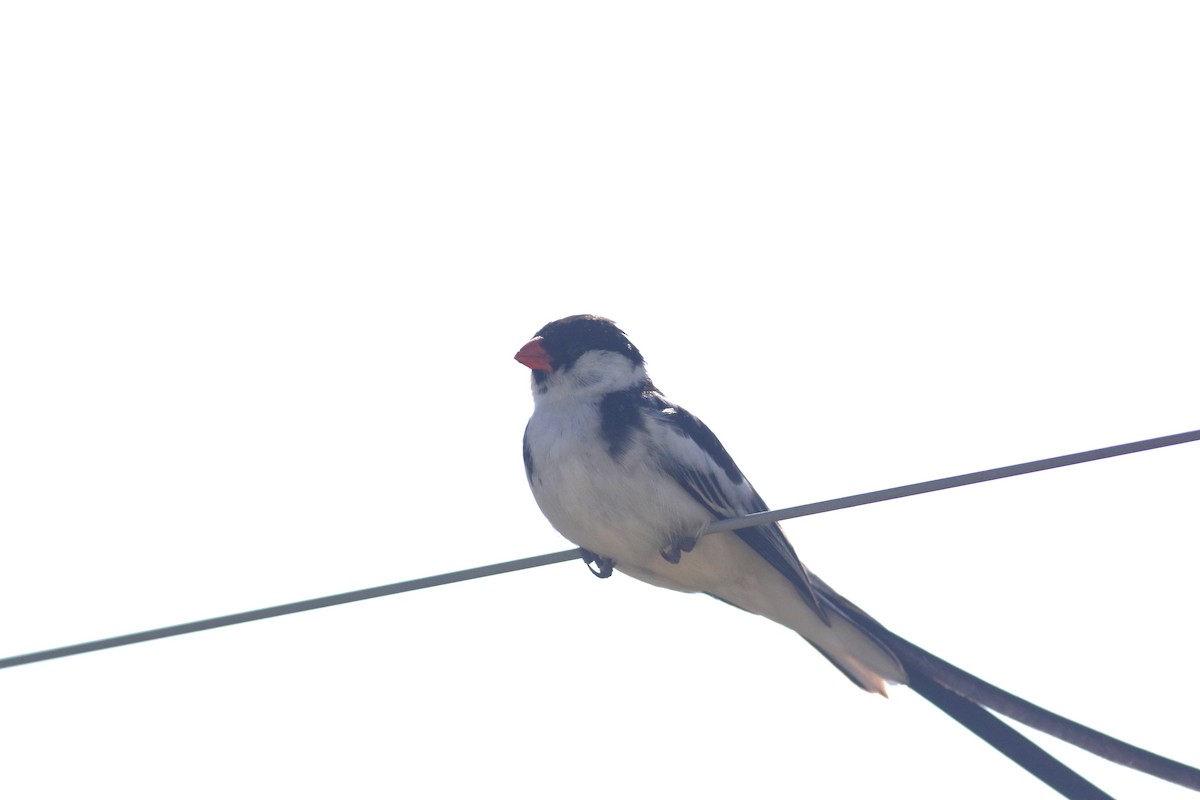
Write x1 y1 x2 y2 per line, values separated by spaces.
2 3 1198 798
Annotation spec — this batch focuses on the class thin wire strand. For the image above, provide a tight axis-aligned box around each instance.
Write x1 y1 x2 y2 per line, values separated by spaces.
1 428 1196 673
4 430 1199 798
702 429 1200 534
0 549 583 670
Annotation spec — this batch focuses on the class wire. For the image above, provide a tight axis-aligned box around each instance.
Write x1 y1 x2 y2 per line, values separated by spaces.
4 429 1195 671
3 429 1199 798
4 429 1198 669
702 428 1200 534
0 549 583 670
1 428 1196 674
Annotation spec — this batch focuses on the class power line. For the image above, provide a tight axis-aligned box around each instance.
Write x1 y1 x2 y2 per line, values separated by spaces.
4 430 1199 797
1 428 1196 672
702 428 1200 534
0 550 583 670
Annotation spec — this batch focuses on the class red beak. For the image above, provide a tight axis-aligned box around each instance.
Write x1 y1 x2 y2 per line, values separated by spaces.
514 337 553 372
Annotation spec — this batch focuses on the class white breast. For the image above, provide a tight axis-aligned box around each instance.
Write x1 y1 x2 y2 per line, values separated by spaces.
524 401 711 589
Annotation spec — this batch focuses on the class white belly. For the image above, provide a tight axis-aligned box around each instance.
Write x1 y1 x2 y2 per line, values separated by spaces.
525 404 712 591
524 403 794 604
524 402 907 690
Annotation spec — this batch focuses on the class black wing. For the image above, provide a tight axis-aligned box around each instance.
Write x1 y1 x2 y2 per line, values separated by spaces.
645 391 831 625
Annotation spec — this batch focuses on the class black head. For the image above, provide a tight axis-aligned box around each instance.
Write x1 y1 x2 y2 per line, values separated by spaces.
515 315 645 378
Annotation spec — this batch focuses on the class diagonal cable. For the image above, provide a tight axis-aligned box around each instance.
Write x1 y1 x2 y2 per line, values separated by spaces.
4 429 1195 671
0 550 583 670
2 429 1199 797
1 428 1196 673
702 428 1200 535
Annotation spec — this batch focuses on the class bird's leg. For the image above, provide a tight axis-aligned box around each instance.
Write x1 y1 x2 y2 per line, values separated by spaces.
659 533 698 564
580 549 615 579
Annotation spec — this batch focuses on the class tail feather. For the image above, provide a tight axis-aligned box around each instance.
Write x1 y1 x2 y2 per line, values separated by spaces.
905 668 1115 800
884 628 1200 793
801 604 906 695
811 576 1200 797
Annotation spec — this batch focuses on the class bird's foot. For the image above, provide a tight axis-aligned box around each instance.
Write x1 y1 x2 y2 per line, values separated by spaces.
659 535 697 564
581 549 614 579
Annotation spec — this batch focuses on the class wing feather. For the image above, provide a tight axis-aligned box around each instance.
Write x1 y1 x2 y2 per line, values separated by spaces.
645 391 831 625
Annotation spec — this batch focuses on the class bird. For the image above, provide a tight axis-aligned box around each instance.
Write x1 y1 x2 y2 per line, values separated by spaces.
515 314 1198 800
516 313 902 693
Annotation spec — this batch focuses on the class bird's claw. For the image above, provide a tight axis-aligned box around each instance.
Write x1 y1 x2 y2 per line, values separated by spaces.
659 535 697 564
581 549 614 579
